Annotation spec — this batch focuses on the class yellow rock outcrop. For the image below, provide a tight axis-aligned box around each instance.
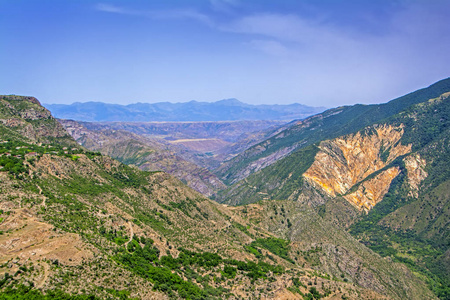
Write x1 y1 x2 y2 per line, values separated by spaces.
303 124 415 210
343 167 401 212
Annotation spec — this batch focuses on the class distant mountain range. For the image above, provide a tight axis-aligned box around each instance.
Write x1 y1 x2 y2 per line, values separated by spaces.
43 99 325 122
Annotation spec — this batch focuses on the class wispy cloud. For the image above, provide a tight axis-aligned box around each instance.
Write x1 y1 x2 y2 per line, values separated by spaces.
95 3 214 27
96 3 138 15
222 14 312 42
221 13 354 47
248 39 289 57
218 12 360 59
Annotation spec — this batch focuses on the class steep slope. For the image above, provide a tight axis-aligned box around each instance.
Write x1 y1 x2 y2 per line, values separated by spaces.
218 90 450 298
216 78 450 185
348 92 450 299
214 120 297 160
1 96 430 300
302 124 415 211
227 200 435 300
60 119 226 196
218 92 449 208
0 95 77 147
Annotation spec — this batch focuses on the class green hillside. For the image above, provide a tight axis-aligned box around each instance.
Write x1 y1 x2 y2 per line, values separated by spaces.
349 93 450 299
0 96 300 299
215 78 450 185
217 87 450 298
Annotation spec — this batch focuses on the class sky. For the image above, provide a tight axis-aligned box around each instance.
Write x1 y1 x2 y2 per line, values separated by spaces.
1 0 449 107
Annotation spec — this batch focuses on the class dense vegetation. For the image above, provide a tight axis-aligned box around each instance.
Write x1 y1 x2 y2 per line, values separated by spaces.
250 237 294 264
0 285 104 300
0 139 99 178
115 238 287 299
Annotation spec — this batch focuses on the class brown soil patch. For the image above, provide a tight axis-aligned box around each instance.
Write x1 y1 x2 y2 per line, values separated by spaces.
0 208 94 268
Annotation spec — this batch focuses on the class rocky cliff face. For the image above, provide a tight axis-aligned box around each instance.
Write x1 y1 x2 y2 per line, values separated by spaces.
303 124 426 211
0 95 76 146
343 167 401 211
213 85 449 299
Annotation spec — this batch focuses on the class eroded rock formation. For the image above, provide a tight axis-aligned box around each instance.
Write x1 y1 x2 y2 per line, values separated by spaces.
303 124 426 211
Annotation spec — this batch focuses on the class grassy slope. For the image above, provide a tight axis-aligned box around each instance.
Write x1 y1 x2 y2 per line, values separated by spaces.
216 77 450 185
349 94 450 299
216 145 319 205
229 200 435 300
218 89 450 298
1 140 304 299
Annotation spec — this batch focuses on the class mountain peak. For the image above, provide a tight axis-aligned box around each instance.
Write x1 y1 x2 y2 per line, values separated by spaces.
215 98 245 106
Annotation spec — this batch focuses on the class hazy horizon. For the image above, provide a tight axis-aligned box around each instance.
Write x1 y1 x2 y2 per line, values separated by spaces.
1 0 450 107
42 97 325 107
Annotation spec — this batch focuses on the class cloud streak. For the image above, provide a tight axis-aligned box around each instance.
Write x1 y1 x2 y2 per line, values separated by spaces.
220 13 359 58
95 3 214 27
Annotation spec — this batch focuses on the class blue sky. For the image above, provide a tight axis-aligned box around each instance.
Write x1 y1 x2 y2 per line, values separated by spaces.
1 0 449 107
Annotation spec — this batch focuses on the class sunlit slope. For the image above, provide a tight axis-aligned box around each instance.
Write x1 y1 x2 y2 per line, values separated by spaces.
215 78 450 186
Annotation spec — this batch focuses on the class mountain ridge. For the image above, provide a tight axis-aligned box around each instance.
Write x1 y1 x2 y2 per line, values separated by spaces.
214 80 450 298
42 99 325 122
214 77 450 185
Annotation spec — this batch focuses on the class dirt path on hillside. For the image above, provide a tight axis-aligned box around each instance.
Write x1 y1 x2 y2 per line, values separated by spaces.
36 262 50 288
37 185 47 207
125 222 134 247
